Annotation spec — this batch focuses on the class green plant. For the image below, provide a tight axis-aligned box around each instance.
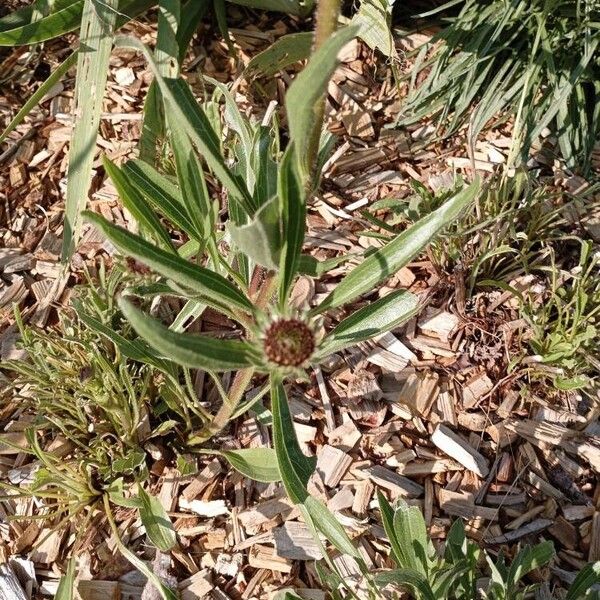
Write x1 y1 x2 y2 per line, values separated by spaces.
1 263 274 599
0 0 314 264
63 16 481 596
519 239 600 391
400 0 600 174
364 171 566 296
363 493 600 599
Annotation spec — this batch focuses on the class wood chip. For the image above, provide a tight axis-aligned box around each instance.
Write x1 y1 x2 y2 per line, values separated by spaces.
356 465 423 498
431 424 489 478
316 445 352 488
274 521 323 560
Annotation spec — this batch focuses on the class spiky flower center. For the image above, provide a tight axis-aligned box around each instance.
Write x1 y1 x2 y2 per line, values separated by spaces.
263 318 315 367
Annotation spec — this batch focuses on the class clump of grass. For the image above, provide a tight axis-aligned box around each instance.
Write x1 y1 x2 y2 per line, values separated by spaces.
400 0 600 174
519 239 600 391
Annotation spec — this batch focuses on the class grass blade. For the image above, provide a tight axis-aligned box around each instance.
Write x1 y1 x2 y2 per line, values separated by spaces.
61 0 118 261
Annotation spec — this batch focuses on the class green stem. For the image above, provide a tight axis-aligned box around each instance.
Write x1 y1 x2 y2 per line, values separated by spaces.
188 271 278 445
305 0 342 185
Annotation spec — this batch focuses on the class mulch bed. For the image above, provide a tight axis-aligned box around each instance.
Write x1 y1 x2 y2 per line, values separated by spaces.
1 4 600 599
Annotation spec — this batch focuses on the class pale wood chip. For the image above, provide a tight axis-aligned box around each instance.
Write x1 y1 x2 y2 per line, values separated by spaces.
431 424 489 478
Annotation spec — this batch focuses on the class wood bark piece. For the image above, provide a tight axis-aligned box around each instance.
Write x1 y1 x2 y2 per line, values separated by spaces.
356 465 423 498
274 521 323 560
431 424 489 478
316 445 352 488
181 459 222 502
326 420 361 451
484 518 552 544
462 372 493 409
0 564 28 600
439 489 498 521
248 544 292 573
78 581 120 600
181 569 213 600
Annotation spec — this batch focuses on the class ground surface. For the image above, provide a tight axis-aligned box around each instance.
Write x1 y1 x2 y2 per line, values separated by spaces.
1 3 600 600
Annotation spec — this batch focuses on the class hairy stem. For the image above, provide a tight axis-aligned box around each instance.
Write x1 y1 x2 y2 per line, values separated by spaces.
188 270 278 445
305 0 342 185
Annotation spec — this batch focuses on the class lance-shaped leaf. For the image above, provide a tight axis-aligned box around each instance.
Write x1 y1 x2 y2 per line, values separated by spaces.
566 562 600 600
104 497 178 600
271 379 316 504
286 26 358 180
245 31 312 77
221 448 281 483
314 178 479 314
122 160 196 237
316 289 419 357
138 487 177 552
392 500 433 576
84 211 253 314
301 497 362 559
61 0 118 261
113 36 255 217
168 111 214 243
278 144 305 305
103 157 174 252
0 0 154 45
119 298 258 371
229 195 282 270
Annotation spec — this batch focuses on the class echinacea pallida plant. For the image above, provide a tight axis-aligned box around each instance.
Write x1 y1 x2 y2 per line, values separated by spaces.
80 22 479 598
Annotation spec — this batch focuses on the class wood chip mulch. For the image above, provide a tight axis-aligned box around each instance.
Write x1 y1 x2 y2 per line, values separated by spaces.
1 6 600 599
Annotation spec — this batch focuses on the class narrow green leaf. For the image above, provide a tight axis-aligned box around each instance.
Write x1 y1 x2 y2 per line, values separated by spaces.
271 379 316 504
286 26 359 179
0 51 77 144
83 211 253 314
119 298 258 371
122 160 196 237
167 111 214 242
138 487 177 552
297 253 352 277
113 36 254 216
0 0 153 45
506 541 554 592
314 179 479 313
317 290 419 357
302 496 361 559
54 557 76 600
278 144 305 305
377 489 401 565
566 561 600 600
104 497 178 600
103 157 174 251
61 0 118 262
392 500 432 576
163 77 255 215
221 448 281 483
176 0 210 64
245 32 313 77
74 303 175 373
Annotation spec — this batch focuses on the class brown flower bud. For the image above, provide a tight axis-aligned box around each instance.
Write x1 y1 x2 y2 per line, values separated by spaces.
262 318 315 367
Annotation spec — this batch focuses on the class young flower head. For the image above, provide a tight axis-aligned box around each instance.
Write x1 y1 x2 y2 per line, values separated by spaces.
256 309 322 373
